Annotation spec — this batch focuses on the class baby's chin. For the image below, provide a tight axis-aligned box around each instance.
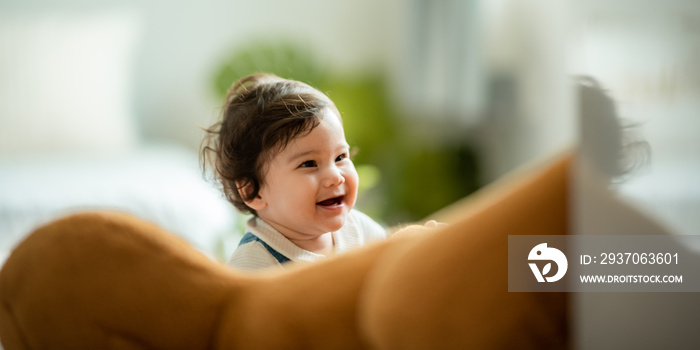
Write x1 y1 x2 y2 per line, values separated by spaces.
320 214 348 233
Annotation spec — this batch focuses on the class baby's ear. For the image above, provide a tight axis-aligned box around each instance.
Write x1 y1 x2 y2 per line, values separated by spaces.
236 179 266 211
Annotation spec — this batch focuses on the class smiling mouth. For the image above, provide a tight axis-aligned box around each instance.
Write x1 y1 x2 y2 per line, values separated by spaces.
317 196 344 207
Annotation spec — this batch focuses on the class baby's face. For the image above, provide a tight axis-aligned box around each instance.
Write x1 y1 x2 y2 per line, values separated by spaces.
254 108 359 241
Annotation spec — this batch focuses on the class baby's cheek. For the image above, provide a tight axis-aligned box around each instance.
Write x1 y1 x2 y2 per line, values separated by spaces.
347 164 360 185
346 170 360 196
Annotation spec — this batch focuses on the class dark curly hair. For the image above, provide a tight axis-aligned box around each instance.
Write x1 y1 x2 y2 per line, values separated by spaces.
578 76 650 182
200 73 340 215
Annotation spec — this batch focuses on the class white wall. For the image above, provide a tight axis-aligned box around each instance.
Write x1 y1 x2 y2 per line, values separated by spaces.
477 0 576 181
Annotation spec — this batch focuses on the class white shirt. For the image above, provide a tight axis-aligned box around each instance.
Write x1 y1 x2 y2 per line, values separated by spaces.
227 209 386 270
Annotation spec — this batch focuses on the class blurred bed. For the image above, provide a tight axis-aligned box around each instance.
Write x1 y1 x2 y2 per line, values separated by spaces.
0 144 241 265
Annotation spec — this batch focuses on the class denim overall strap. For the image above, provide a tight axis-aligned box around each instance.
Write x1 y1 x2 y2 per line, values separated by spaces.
238 232 291 264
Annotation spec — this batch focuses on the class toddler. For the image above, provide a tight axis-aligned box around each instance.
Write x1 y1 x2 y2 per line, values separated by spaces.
201 73 386 270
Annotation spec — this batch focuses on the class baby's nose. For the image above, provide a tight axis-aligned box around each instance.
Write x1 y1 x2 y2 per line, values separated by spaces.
323 167 345 187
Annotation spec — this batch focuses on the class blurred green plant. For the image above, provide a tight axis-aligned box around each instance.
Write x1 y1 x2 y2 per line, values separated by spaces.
213 40 327 97
211 39 479 225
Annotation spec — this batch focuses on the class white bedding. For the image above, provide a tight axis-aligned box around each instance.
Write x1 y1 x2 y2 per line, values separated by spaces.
0 144 241 265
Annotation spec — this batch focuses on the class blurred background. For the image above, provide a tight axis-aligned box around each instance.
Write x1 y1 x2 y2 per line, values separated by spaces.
1 0 699 347
0 0 574 239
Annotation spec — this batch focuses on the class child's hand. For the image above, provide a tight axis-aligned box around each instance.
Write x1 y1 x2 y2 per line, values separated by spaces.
391 220 448 237
423 220 449 228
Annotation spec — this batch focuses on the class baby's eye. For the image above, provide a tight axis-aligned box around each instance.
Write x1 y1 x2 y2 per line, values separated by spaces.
299 160 317 168
335 153 348 162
